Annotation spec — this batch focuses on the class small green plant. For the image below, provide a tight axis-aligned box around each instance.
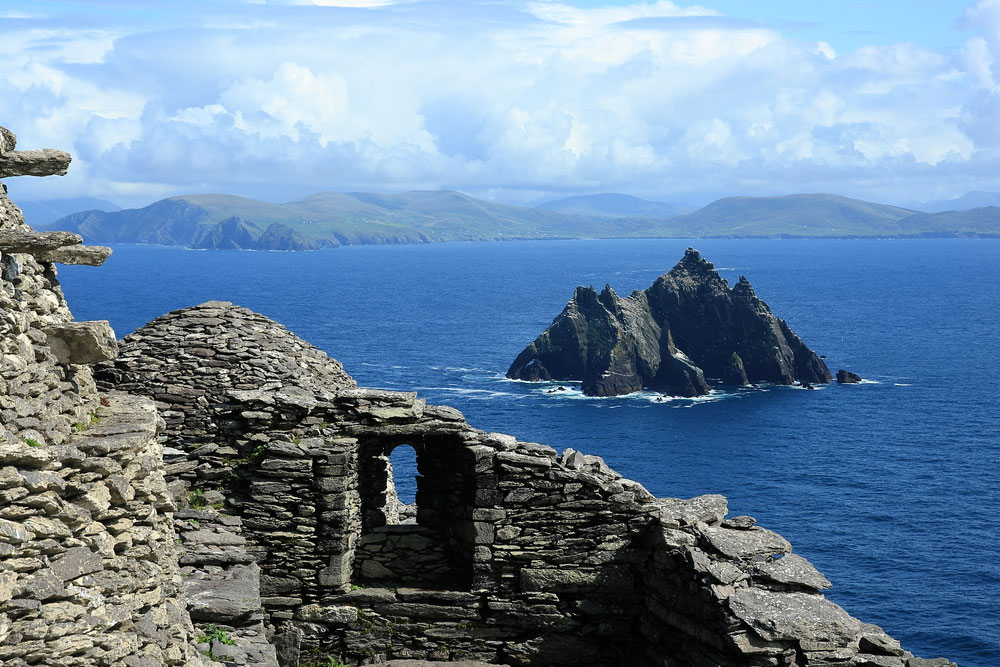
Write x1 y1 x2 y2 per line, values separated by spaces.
188 488 207 510
197 624 236 646
355 608 376 633
189 519 200 527
250 441 268 461
89 412 102 425
22 437 41 447
349 584 364 591
300 657 349 667
291 436 302 445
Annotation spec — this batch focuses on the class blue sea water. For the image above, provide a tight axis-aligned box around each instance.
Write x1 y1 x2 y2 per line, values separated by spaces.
60 239 998 666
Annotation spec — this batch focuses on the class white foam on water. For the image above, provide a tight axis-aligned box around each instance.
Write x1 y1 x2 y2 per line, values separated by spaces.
893 382 911 387
787 383 827 391
415 386 522 400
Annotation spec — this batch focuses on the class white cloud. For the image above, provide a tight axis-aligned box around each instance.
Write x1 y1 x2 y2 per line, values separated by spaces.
0 0 998 206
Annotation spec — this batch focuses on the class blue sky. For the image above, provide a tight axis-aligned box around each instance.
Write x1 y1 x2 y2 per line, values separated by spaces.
1 0 997 208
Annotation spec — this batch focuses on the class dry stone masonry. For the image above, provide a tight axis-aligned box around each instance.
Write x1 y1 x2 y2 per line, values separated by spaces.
2 124 958 667
1 125 207 666
97 301 955 667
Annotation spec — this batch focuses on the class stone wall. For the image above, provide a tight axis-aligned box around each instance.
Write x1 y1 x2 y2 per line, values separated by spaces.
0 128 210 667
96 301 957 667
0 184 100 447
0 393 206 666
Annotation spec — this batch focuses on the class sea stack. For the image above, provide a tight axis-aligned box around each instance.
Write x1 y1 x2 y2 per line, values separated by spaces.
507 248 832 397
837 369 863 384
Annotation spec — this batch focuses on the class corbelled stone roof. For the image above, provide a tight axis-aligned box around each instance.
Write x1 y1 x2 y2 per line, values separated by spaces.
94 300 356 443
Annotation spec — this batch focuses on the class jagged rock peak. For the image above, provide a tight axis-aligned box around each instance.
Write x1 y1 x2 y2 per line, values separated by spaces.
671 246 717 274
507 249 832 396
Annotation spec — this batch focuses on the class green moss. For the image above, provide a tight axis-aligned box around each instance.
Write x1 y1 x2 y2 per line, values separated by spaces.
22 438 42 447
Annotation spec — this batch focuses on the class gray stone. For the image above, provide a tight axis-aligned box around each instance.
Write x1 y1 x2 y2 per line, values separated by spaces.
0 229 81 252
15 570 66 601
728 588 862 645
294 603 358 624
0 149 72 178
37 246 112 266
185 529 246 547
751 553 832 590
333 587 397 604
0 126 15 154
0 518 34 544
722 515 757 529
48 546 103 582
42 321 118 365
657 494 728 526
859 632 905 657
184 563 261 623
702 525 792 559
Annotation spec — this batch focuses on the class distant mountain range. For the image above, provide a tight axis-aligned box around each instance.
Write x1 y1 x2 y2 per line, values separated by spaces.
39 190 1000 250
17 197 120 226
536 193 690 218
918 191 1000 213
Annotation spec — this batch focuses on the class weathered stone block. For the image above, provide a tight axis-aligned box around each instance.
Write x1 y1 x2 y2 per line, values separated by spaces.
42 321 118 365
36 246 112 266
48 546 102 582
184 563 261 623
728 589 861 645
701 525 792 560
751 553 831 590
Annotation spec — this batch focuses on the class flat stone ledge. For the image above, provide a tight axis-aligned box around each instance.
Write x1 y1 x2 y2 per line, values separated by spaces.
0 230 82 254
728 588 862 645
0 149 72 178
37 245 112 266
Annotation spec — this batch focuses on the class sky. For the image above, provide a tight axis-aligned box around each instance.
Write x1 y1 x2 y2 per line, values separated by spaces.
1 0 998 208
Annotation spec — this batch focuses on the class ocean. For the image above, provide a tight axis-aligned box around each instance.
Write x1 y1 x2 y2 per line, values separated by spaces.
60 238 999 666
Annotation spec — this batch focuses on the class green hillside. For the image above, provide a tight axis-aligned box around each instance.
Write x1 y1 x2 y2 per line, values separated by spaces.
44 190 1000 250
894 207 1000 237
658 194 919 237
537 193 687 218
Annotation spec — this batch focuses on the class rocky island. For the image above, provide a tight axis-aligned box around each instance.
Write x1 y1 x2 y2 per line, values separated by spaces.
0 127 956 666
507 248 832 397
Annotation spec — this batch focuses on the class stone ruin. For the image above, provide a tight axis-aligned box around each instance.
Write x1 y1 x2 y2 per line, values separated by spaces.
0 126 958 667
0 127 208 665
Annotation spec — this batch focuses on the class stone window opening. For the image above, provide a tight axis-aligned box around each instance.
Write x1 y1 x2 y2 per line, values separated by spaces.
373 443 418 526
352 437 477 590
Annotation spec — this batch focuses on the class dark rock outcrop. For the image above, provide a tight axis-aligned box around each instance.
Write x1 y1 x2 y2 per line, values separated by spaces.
837 369 863 384
507 248 832 396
